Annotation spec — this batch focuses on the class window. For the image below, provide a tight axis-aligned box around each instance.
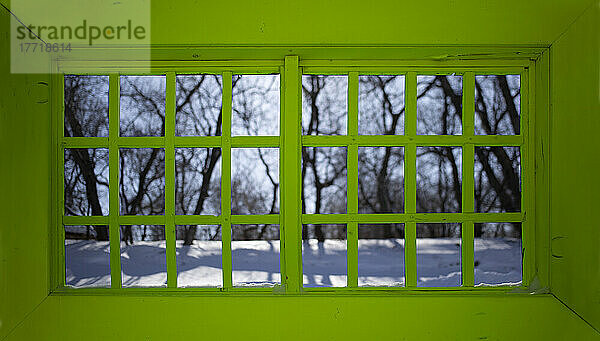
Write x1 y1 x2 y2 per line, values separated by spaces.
56 58 532 292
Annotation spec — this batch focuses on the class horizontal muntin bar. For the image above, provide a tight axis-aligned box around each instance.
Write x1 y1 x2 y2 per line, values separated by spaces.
62 136 167 148
62 137 109 148
300 59 530 67
62 136 280 148
59 60 282 75
174 215 222 225
63 214 280 226
61 67 282 75
175 214 280 225
52 284 525 295
63 214 187 225
63 215 109 225
302 212 523 224
302 67 526 76
230 214 280 225
118 215 166 225
60 60 283 68
118 137 165 148
300 285 524 293
302 135 523 147
174 136 221 147
52 285 283 295
231 136 280 148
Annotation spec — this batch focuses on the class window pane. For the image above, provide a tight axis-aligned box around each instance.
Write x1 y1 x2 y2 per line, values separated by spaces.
417 147 462 213
358 147 404 214
176 225 222 287
359 75 405 135
302 224 347 287
64 75 109 137
358 224 405 287
175 74 222 136
232 75 280 136
474 223 522 286
120 75 166 137
417 223 461 287
302 75 347 135
119 148 165 215
232 224 280 287
175 148 221 215
417 75 462 135
120 225 167 287
231 148 279 215
65 225 110 287
474 146 521 213
475 75 520 135
302 147 347 214
64 148 109 216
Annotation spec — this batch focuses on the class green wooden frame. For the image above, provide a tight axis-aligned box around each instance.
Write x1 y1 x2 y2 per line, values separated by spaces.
52 56 536 294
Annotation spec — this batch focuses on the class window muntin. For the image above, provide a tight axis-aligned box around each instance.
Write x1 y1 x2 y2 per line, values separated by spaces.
61 70 281 290
58 62 530 292
300 69 526 290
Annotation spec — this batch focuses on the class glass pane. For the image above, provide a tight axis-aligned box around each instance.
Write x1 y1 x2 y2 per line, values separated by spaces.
232 75 280 136
65 225 110 287
175 74 222 136
474 223 522 286
120 75 166 137
302 224 347 287
417 147 462 213
358 224 405 287
120 225 167 287
358 147 404 214
475 75 520 135
175 148 221 215
474 146 521 213
417 223 461 287
359 75 405 135
302 75 348 135
231 148 279 215
176 225 222 287
302 147 347 214
417 75 463 135
64 75 109 137
64 148 109 216
232 224 280 287
119 148 165 215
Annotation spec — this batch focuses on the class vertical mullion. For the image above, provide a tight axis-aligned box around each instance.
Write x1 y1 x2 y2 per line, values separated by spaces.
404 72 417 287
521 68 532 286
282 56 301 293
56 73 65 288
165 72 177 288
221 72 233 289
461 71 475 287
347 72 359 287
108 74 122 288
278 66 287 285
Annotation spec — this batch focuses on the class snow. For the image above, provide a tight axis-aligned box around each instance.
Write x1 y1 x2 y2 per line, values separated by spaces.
65 238 522 288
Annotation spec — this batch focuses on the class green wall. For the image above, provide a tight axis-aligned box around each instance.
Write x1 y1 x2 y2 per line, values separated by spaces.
550 1 600 331
149 0 590 46
0 7 51 339
1 0 599 339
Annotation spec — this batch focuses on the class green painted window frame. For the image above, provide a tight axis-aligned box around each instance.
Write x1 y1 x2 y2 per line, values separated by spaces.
51 56 537 294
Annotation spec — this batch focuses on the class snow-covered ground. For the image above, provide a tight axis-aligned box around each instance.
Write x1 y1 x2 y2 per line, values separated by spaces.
65 238 521 288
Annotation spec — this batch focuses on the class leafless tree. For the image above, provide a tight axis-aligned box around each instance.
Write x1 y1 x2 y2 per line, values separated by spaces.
302 75 348 242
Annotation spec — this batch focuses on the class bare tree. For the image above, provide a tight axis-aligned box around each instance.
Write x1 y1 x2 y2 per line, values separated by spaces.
302 75 348 242
64 76 110 240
